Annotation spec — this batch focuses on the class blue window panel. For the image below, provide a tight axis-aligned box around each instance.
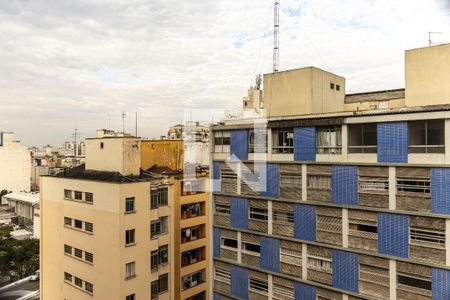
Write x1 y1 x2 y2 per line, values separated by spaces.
294 204 316 241
294 127 316 161
332 250 359 293
294 282 316 300
230 130 248 161
260 237 280 272
432 268 450 300
231 265 248 300
213 227 220 258
377 122 408 163
213 161 221 192
260 163 280 198
231 197 248 230
378 212 409 258
213 293 221 300
332 165 358 205
431 168 450 215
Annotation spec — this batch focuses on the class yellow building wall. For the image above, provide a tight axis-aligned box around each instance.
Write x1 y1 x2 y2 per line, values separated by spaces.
141 140 184 171
405 43 450 107
40 176 174 300
264 67 345 117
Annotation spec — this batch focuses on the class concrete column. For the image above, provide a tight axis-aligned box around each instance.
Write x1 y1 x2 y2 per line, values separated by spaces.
445 120 450 164
389 259 397 299
342 208 349 248
268 274 273 300
302 164 307 201
446 219 450 266
237 162 242 195
341 124 348 161
268 200 273 235
342 295 349 300
389 166 396 210
237 231 242 264
302 243 308 279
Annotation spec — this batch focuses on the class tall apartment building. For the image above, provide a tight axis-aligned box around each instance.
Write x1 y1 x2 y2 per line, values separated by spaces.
142 139 210 300
0 132 31 192
40 131 175 299
211 43 450 300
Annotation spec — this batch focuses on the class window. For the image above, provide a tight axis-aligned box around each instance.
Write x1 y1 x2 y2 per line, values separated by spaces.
248 129 267 153
308 256 332 272
249 207 268 221
397 178 430 194
336 84 340 91
409 120 444 153
359 177 388 193
221 238 238 249
151 187 169 209
151 217 168 239
64 244 72 255
181 247 205 267
273 210 294 224
74 277 83 287
85 192 93 203
182 270 205 291
64 189 72 199
100 142 104 149
249 277 268 294
181 202 204 219
221 170 237 180
126 294 135 300
85 281 93 293
125 197 135 213
64 272 72 282
273 283 294 299
349 223 378 233
214 131 231 152
74 248 82 258
85 252 93 263
280 173 301 187
74 219 83 229
272 129 294 154
151 273 169 298
242 242 260 254
410 228 445 245
181 180 205 196
317 126 342 154
64 217 72 226
397 275 431 290
307 175 331 189
330 83 335 89
182 225 204 243
348 123 377 153
151 245 169 270
126 229 135 245
215 203 230 215
74 191 83 201
126 262 136 278
85 222 93 233
214 267 231 283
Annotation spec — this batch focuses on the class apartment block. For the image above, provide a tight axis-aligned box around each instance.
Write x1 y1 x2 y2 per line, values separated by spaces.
142 139 210 300
211 43 450 300
40 131 174 299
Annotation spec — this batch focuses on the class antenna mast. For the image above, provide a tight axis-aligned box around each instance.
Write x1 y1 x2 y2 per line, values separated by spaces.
72 126 80 157
121 111 126 133
273 0 280 73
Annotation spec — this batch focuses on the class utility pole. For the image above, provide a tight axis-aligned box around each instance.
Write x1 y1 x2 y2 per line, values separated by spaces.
273 0 280 73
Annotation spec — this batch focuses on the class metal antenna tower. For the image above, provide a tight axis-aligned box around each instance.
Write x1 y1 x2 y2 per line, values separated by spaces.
273 0 280 73
72 125 81 157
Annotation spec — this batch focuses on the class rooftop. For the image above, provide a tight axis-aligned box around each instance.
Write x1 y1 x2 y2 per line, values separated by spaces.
3 192 39 205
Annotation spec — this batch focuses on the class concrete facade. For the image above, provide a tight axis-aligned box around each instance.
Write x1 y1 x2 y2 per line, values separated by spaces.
0 132 30 192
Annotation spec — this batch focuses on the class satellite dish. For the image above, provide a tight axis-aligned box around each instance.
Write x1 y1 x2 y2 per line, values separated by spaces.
185 229 191 237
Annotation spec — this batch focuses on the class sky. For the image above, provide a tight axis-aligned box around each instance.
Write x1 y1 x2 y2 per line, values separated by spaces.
1 0 450 147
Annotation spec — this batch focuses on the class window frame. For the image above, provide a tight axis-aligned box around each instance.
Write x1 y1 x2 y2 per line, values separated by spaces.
316 126 342 154
272 128 294 154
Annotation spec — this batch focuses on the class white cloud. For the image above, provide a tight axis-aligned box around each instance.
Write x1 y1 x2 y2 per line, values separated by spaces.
0 0 449 146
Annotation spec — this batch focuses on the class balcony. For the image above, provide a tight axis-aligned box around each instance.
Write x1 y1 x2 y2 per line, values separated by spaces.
181 202 205 220
181 247 205 267
181 225 205 244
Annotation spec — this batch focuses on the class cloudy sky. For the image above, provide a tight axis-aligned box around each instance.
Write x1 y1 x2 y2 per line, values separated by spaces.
1 0 449 147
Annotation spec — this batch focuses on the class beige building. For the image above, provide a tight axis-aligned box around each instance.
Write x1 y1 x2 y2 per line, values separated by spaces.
41 132 174 300
0 132 31 192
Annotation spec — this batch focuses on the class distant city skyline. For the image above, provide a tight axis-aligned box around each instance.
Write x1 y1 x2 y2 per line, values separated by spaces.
1 0 449 146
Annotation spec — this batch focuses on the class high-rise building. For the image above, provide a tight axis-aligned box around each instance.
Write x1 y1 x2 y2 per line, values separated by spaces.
141 139 210 300
40 131 174 299
0 132 31 192
211 43 450 300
